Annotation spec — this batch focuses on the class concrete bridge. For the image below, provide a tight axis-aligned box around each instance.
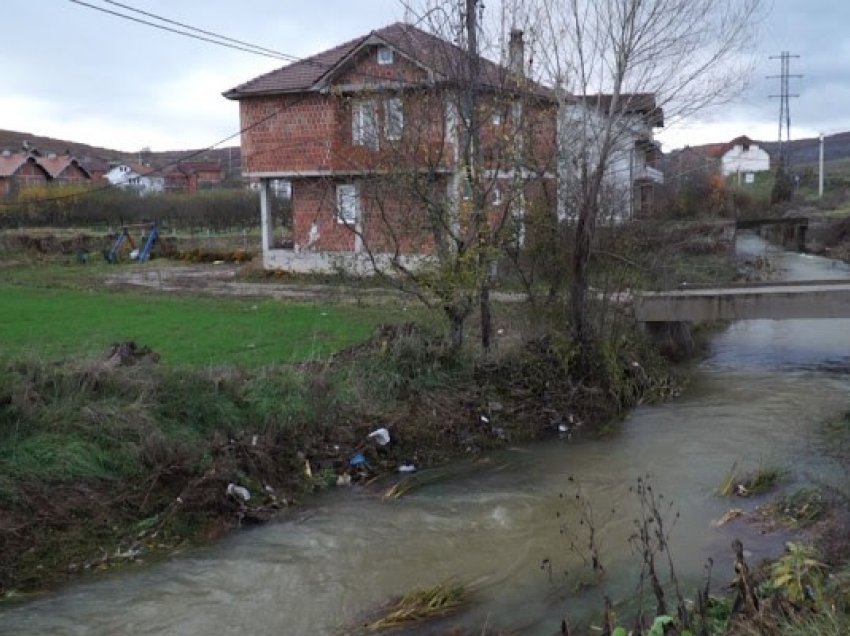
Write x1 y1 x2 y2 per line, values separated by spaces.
735 216 809 252
635 279 850 323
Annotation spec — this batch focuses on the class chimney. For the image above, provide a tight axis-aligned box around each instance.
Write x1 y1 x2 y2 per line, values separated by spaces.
508 28 525 76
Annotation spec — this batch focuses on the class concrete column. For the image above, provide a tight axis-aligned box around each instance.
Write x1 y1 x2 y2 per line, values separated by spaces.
259 179 272 255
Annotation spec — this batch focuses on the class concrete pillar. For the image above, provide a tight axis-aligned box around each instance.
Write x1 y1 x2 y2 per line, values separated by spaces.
259 178 272 254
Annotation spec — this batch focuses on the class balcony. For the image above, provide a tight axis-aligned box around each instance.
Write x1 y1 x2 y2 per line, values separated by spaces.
635 165 664 184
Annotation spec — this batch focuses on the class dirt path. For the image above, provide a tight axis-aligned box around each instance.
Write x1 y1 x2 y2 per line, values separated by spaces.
104 263 527 304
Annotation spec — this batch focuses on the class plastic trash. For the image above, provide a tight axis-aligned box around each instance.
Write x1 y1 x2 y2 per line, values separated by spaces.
129 249 140 260
367 427 391 446
558 424 569 433
226 483 251 502
480 415 490 424
336 472 352 487
349 452 368 468
398 463 416 473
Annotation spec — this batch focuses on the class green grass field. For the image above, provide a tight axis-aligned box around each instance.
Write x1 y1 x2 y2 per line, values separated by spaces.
0 284 389 366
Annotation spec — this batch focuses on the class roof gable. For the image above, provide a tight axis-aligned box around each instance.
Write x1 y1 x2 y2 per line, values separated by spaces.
224 22 550 99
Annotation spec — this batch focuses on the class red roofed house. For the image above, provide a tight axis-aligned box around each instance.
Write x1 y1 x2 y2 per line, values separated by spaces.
714 135 771 180
37 152 92 184
224 22 559 273
164 161 225 193
0 151 50 197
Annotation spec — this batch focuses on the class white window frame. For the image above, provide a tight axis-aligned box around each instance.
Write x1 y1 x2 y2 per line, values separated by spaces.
336 183 360 225
384 97 403 141
492 111 502 126
352 99 379 150
377 46 394 65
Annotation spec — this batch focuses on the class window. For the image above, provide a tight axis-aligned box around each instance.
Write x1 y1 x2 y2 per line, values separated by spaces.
377 46 394 65
384 97 403 141
492 111 502 126
336 184 359 224
352 99 379 149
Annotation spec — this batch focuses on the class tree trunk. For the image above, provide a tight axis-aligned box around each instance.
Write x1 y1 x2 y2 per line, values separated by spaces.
480 272 492 350
449 311 465 350
570 205 594 347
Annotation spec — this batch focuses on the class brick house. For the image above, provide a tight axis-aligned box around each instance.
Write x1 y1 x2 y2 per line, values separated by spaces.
225 22 558 273
0 149 92 197
37 152 92 184
0 152 49 197
164 161 225 193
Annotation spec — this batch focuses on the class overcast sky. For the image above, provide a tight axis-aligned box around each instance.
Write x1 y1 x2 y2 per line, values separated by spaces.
3 1 846 154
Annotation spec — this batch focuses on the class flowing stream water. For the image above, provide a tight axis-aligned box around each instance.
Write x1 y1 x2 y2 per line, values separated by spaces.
3 234 850 635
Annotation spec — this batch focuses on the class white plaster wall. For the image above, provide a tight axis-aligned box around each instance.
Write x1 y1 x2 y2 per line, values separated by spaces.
721 145 770 176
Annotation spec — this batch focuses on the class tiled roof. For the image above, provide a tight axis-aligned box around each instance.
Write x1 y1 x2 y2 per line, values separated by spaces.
179 161 222 173
579 93 664 127
0 152 30 177
224 22 551 99
38 155 90 179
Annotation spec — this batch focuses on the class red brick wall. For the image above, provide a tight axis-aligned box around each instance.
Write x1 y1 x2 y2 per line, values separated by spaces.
54 163 90 184
332 46 428 86
17 162 48 188
240 94 338 174
290 177 439 254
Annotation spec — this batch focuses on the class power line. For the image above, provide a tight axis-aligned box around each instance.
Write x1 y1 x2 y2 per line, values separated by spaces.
100 0 300 61
68 0 289 62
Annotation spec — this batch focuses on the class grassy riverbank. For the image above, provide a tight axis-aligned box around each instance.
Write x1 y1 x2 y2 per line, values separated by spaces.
0 220 739 601
0 320 678 598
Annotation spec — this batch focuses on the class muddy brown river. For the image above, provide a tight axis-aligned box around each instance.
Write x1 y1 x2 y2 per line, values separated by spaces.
2 234 849 635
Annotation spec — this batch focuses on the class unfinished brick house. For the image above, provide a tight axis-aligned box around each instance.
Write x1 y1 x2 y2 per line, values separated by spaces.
37 152 92 185
225 22 558 273
0 152 49 197
164 161 226 193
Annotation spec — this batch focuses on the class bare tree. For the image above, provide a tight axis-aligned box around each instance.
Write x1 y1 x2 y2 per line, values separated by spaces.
509 0 764 349
320 4 557 350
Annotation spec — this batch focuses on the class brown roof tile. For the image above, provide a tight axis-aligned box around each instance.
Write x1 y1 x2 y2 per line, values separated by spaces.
0 152 30 177
224 22 552 99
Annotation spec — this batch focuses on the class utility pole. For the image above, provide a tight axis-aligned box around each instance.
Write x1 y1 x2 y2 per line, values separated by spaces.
819 133 825 199
768 51 802 167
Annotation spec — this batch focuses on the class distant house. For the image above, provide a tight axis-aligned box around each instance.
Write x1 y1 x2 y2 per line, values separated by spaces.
0 148 94 197
163 160 225 193
686 135 771 183
37 152 91 184
0 151 50 197
80 157 109 182
104 163 164 194
715 136 771 179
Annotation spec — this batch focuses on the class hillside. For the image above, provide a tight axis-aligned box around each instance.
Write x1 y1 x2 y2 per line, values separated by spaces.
0 129 242 178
